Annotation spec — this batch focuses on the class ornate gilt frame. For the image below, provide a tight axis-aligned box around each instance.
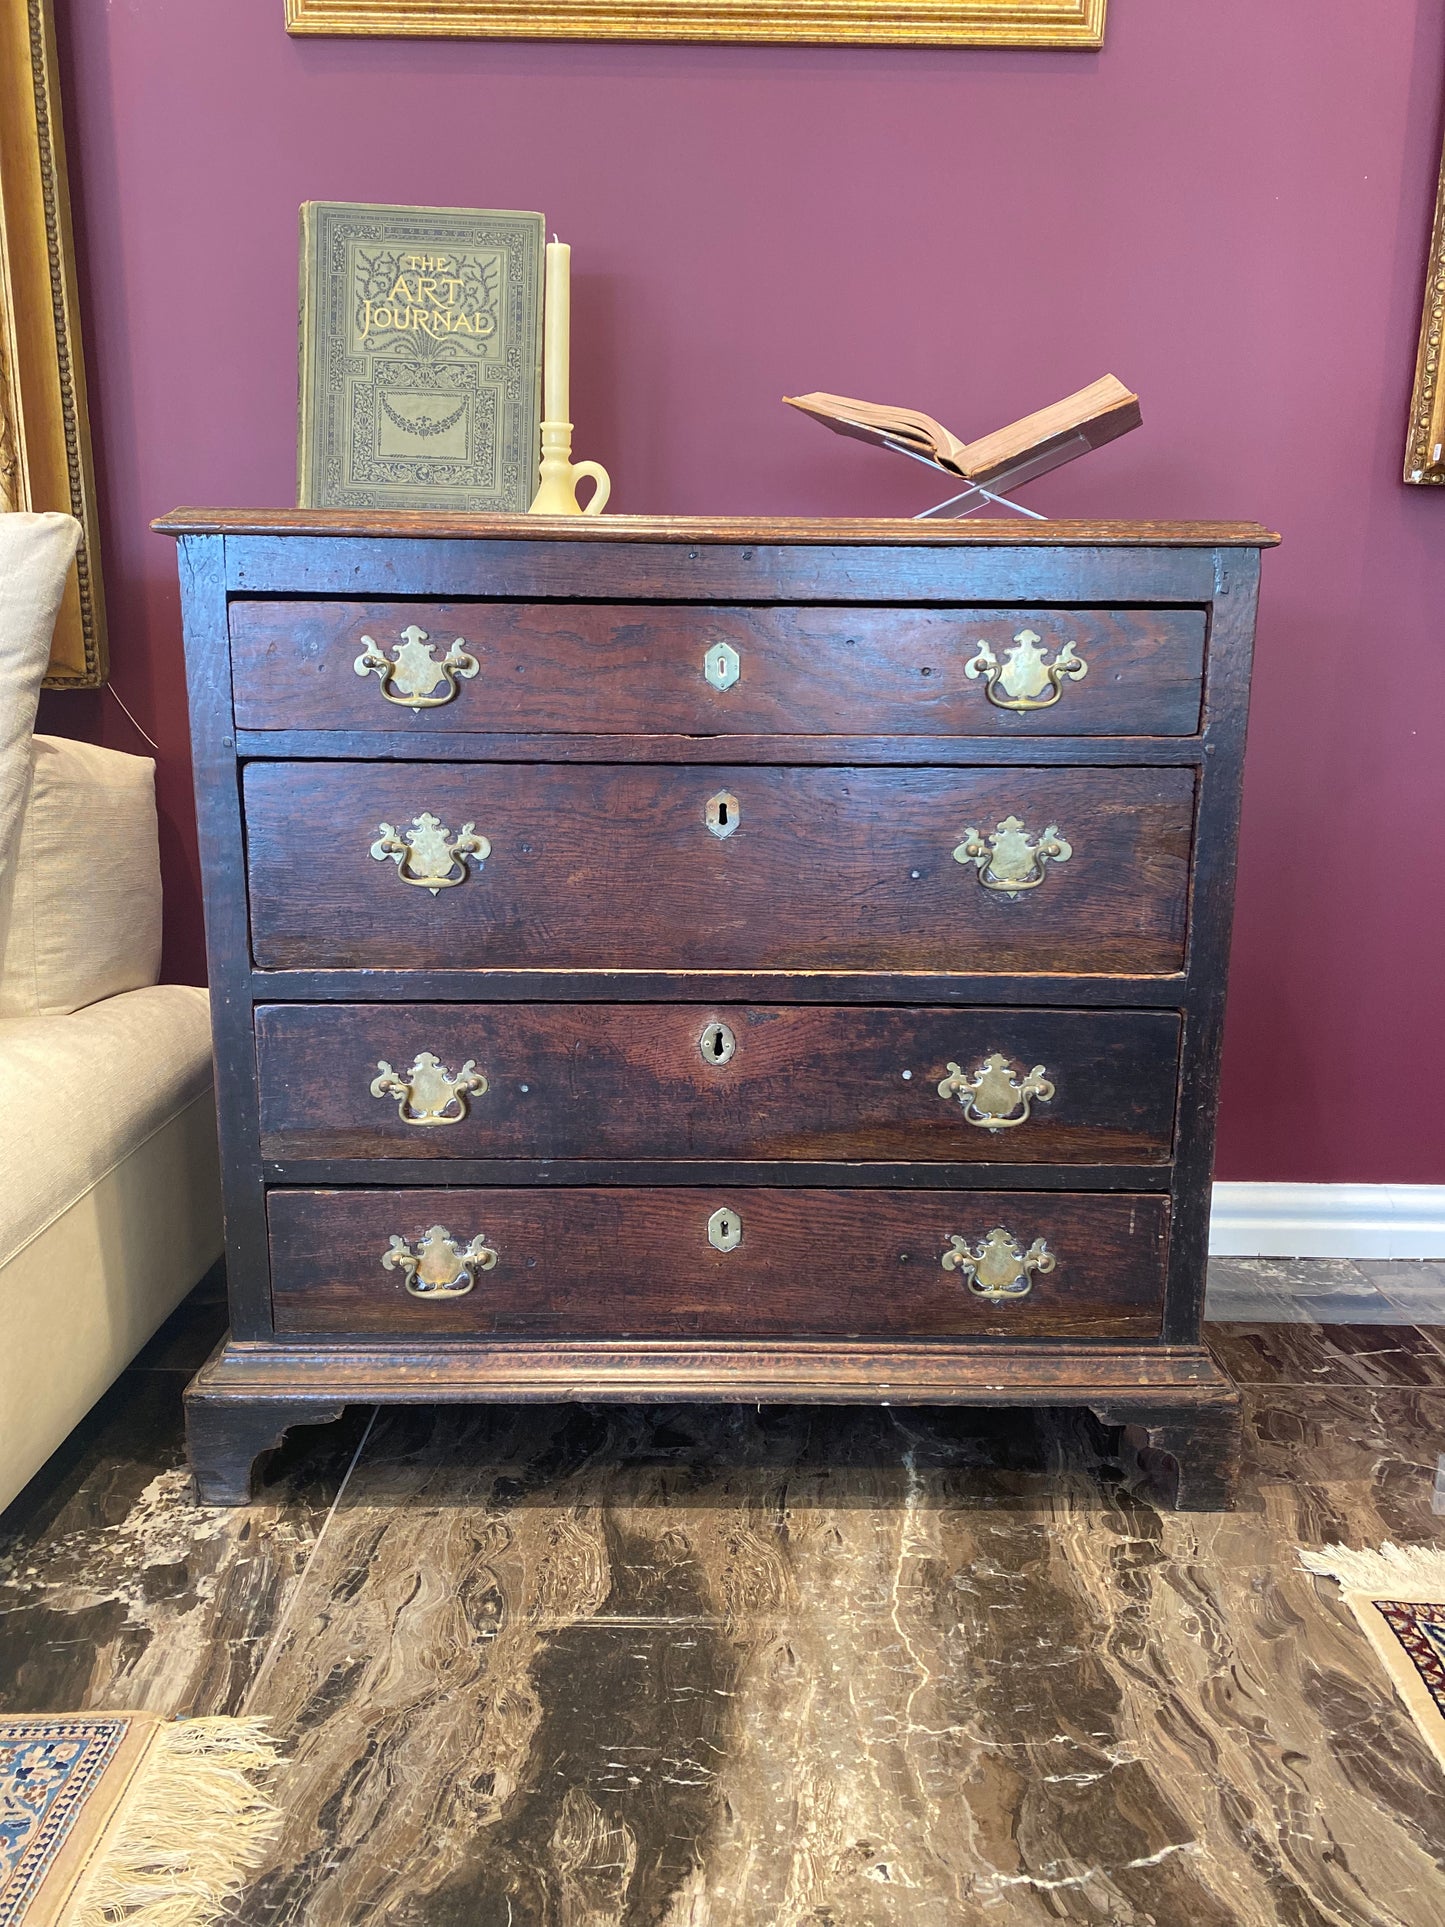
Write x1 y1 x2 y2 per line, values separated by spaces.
285 0 1106 47
0 0 106 685
1405 117 1445 484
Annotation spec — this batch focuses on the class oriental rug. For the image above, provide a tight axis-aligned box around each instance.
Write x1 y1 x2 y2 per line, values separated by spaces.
0 1713 280 1926
1299 1542 1445 1774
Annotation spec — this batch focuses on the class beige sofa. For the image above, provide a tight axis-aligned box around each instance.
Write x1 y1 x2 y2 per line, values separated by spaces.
0 513 222 1511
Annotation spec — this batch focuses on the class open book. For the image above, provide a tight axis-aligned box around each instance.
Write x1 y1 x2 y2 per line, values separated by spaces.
783 374 1140 491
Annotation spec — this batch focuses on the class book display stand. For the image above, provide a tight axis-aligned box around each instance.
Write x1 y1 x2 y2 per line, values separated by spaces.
882 438 1050 521
787 375 1142 523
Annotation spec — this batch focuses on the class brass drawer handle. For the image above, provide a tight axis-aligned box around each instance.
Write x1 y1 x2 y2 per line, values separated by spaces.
354 625 479 710
942 1227 1055 1302
370 812 490 893
938 1054 1054 1131
383 1224 497 1299
953 814 1071 896
964 629 1087 712
371 1052 488 1126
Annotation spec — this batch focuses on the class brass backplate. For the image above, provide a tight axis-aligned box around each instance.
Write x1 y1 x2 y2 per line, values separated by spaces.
705 790 740 839
707 1206 742 1251
700 1020 737 1065
704 640 740 691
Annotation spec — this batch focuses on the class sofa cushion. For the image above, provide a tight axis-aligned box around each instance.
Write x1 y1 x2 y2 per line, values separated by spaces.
0 983 213 1270
0 514 81 956
0 735 163 1017
0 1089 222 1514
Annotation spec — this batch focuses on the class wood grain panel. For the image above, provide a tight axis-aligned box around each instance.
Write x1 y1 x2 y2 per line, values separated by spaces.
256 1002 1180 1163
267 1186 1170 1339
229 601 1206 736
225 540 1224 609
243 762 1194 974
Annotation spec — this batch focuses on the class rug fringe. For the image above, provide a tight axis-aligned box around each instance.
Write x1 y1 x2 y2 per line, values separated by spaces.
69 1717 283 1927
1298 1540 1445 1601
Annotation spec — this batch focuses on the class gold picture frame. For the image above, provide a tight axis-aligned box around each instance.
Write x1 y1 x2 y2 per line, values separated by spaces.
0 0 106 686
1405 118 1445 484
286 0 1106 48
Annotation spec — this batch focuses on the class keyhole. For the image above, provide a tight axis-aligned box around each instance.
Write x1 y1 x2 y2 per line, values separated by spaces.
705 790 740 839
707 1205 742 1251
700 1020 736 1065
704 641 740 690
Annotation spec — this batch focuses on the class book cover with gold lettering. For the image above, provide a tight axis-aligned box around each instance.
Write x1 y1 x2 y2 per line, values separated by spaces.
298 201 544 511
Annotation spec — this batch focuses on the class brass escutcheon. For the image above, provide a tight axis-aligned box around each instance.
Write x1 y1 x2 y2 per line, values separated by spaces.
370 813 490 893
382 1223 498 1299
964 629 1087 712
705 790 740 839
700 1020 736 1066
942 1227 1055 1302
937 1054 1055 1131
371 1052 488 1126
953 814 1072 897
707 1206 743 1251
704 641 741 691
354 625 479 711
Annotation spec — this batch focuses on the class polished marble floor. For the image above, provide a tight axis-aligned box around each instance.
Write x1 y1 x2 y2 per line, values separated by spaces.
2 1260 1444 1925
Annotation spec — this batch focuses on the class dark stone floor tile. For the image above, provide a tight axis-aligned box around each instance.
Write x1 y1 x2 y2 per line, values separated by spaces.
1205 1321 1445 1389
1238 1384 1445 1541
1202 1258 1298 1322
1357 1260 1445 1322
1216 1257 1375 1298
1203 1291 1311 1325
1279 1291 1418 1326
333 1399 1141 1523
226 1395 1445 1927
10 1256 1445 1924
0 1372 367 1718
1202 1258 1428 1326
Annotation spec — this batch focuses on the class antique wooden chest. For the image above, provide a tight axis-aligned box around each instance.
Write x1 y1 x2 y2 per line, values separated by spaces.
158 512 1274 1506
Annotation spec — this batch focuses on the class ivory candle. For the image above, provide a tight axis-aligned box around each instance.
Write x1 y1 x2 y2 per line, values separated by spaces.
543 239 570 423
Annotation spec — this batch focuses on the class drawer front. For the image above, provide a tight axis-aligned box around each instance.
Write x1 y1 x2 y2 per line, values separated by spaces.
268 1187 1169 1339
257 1004 1180 1163
229 600 1206 737
245 763 1194 975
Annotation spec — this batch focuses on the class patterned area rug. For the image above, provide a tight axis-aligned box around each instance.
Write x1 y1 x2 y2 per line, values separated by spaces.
0 1714 280 1926
1299 1543 1445 1773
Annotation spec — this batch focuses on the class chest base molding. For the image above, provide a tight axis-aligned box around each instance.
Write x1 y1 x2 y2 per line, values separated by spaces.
183 1337 1240 1511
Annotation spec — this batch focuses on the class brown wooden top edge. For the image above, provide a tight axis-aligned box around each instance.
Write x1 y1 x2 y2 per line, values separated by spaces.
153 509 1279 547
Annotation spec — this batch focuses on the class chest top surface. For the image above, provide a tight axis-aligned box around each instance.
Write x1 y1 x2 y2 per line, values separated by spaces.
156 509 1278 545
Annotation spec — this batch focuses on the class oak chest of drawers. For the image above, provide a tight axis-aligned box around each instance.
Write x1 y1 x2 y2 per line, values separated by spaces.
159 511 1275 1507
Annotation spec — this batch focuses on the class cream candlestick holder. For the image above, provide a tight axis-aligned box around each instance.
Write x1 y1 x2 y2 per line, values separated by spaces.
528 420 611 516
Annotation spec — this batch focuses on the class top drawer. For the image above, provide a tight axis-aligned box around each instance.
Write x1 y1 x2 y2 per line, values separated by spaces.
228 600 1207 738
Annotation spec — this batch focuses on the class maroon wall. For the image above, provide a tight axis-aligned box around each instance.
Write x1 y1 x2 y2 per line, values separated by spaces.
39 0 1445 1183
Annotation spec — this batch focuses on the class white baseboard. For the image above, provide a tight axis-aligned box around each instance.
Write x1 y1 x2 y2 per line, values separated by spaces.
1209 1184 1445 1260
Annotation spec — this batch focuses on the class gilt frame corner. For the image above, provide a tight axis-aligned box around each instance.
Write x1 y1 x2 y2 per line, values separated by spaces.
1406 118 1445 486
285 0 1106 49
0 0 107 686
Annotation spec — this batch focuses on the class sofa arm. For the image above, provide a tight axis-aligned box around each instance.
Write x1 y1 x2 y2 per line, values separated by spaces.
0 734 163 1018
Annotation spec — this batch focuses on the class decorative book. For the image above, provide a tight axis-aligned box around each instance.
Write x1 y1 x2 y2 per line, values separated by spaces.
784 373 1140 492
298 201 544 512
